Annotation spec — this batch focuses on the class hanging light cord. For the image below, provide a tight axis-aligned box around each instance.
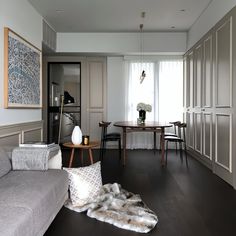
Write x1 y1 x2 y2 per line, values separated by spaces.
140 12 146 84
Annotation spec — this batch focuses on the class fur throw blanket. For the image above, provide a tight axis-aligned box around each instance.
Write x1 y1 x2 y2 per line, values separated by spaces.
64 183 158 233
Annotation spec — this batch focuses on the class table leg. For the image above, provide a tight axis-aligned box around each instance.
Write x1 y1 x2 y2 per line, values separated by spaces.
123 127 127 166
88 148 94 164
161 127 165 166
154 131 156 154
80 149 84 166
69 148 75 168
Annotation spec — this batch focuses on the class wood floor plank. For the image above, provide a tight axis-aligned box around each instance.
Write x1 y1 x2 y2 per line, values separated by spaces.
45 149 236 236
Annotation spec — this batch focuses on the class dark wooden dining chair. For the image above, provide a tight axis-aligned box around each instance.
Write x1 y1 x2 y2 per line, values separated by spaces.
99 121 121 161
160 121 181 151
164 122 187 165
165 121 181 137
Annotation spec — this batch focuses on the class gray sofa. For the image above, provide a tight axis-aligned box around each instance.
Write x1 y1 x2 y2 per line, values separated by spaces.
0 148 69 236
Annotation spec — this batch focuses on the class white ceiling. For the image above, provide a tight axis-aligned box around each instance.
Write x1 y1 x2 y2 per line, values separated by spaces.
28 0 213 33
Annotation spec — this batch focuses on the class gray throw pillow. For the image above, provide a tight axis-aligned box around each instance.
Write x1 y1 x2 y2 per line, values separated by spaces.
0 149 12 178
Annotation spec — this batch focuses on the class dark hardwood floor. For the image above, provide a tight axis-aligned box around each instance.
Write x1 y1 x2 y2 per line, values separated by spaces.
45 148 236 236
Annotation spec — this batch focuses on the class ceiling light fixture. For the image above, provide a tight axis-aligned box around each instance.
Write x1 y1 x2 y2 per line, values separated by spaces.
139 11 146 84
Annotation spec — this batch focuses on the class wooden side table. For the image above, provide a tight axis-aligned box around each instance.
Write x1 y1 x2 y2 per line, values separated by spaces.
63 141 100 168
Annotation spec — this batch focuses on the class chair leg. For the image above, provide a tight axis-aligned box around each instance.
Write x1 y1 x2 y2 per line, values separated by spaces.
159 136 162 152
184 142 188 166
179 141 183 163
99 140 104 161
165 141 168 165
103 141 106 156
118 139 121 160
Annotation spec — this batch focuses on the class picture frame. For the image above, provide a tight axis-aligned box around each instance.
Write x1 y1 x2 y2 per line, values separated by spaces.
4 27 42 108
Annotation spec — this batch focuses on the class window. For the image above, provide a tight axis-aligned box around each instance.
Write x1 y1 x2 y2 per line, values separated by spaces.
125 59 183 148
126 62 155 121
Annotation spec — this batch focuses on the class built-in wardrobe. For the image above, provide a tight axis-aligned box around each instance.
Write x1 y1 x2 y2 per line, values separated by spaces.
184 6 236 189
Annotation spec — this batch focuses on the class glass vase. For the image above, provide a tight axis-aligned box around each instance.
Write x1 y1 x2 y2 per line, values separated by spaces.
139 110 146 124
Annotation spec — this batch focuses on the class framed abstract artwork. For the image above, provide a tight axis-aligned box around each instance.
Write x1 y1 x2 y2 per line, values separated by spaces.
4 27 42 108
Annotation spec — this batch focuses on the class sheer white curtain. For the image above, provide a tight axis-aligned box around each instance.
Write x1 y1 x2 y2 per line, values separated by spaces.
125 59 183 149
125 62 156 149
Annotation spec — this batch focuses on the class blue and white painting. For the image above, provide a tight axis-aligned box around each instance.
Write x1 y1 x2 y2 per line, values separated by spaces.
7 30 41 107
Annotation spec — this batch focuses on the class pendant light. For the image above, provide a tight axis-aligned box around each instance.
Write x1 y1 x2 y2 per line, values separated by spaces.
139 12 146 84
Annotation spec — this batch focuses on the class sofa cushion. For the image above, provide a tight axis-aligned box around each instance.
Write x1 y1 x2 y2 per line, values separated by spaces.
0 206 34 236
0 169 69 235
0 149 12 178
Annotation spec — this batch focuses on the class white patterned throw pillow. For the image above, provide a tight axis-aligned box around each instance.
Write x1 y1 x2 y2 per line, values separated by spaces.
64 161 102 207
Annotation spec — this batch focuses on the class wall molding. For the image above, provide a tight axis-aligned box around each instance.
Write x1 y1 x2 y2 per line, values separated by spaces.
0 121 43 146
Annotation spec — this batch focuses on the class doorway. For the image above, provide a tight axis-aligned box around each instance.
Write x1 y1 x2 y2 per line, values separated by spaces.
47 62 81 144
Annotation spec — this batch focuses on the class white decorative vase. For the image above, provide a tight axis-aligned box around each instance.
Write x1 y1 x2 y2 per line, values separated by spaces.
71 126 82 145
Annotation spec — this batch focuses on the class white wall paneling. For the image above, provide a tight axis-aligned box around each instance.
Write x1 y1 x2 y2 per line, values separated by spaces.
43 20 57 51
184 8 236 188
87 58 107 140
203 35 213 108
0 121 43 147
189 51 194 108
203 112 212 160
89 111 103 141
215 17 233 108
0 132 21 147
194 44 202 108
22 127 43 143
186 112 194 149
88 61 104 109
215 113 232 173
194 112 202 154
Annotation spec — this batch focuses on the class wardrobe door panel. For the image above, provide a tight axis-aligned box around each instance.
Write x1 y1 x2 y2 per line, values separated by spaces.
215 17 232 107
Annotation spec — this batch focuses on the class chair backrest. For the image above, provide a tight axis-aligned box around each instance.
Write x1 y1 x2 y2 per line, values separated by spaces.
99 121 111 140
173 121 181 134
177 122 187 142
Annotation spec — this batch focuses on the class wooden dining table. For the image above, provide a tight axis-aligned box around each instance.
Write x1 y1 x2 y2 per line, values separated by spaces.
114 121 172 166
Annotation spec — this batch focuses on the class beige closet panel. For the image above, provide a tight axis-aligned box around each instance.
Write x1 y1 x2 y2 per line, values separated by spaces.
186 112 194 149
23 128 42 143
87 58 107 141
185 56 190 108
203 36 212 108
89 112 103 141
189 51 194 108
215 17 232 107
194 112 202 154
215 114 232 172
203 113 212 160
194 44 202 108
88 61 104 109
0 133 21 147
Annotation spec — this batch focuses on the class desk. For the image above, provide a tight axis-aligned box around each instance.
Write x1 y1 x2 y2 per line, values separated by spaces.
114 121 171 166
63 141 100 167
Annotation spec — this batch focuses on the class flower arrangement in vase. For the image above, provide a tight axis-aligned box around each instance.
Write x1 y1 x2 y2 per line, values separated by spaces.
136 103 152 124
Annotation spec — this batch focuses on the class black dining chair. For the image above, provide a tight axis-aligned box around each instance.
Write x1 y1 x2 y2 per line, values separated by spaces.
164 122 187 165
99 121 121 161
160 121 181 151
